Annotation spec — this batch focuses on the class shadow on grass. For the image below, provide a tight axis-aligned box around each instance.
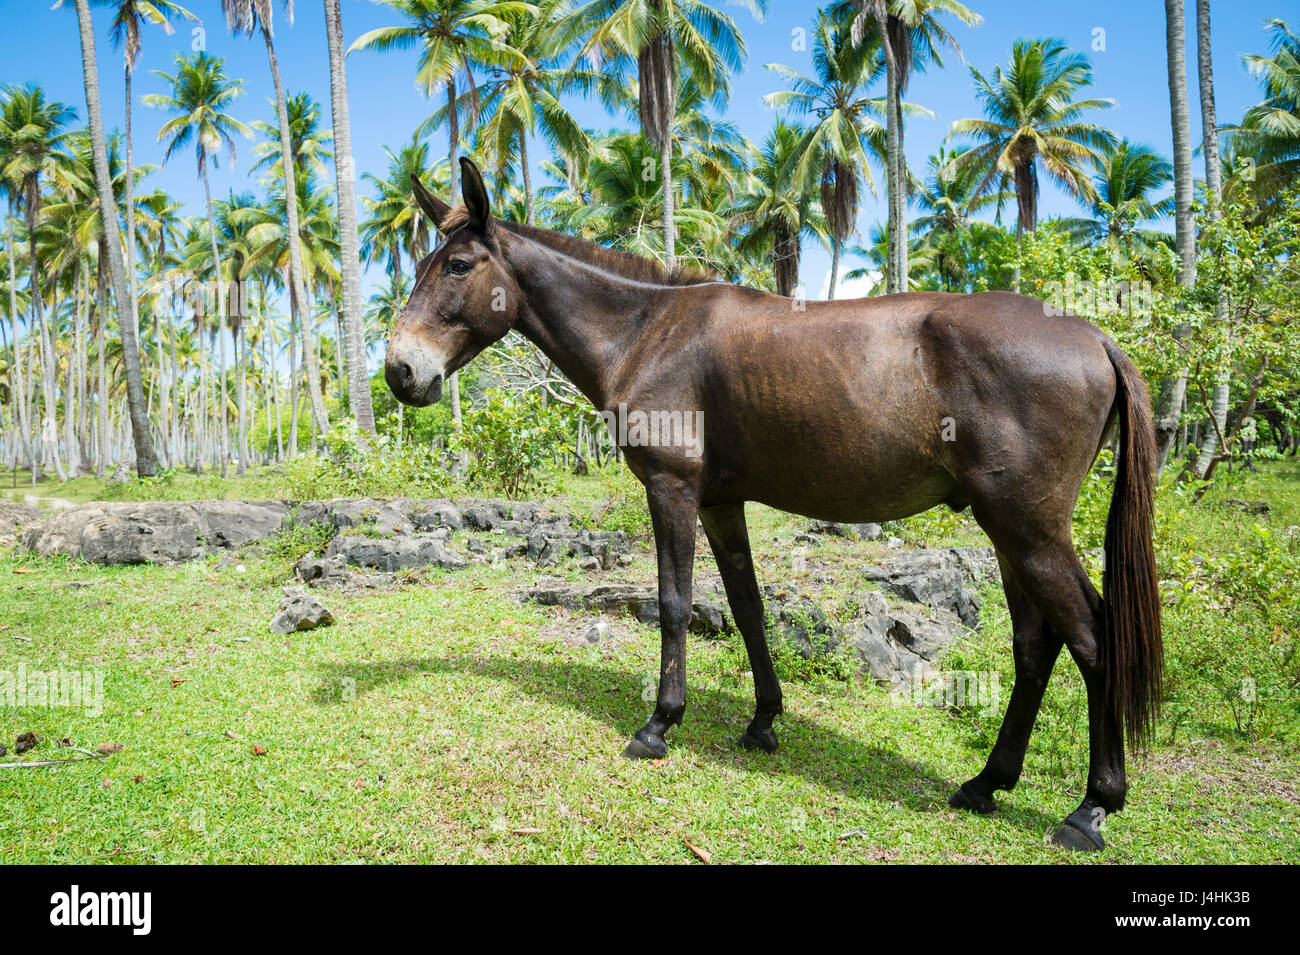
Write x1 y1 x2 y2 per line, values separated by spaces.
312 653 1062 838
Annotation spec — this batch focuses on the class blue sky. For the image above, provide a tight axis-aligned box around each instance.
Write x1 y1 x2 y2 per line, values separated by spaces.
0 0 1287 327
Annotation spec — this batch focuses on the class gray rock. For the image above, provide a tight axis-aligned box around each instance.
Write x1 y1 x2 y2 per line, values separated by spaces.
320 498 415 536
412 501 463 531
22 500 289 565
583 618 611 644
0 502 43 544
845 591 968 686
762 585 839 658
524 582 729 635
807 520 882 540
270 586 335 634
327 534 467 573
862 548 985 629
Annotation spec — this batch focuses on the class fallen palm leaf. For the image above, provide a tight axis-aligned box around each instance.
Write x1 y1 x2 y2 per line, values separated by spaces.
684 838 712 863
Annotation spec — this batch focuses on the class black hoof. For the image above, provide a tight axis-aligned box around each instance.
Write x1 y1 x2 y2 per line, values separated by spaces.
1051 817 1106 852
622 731 667 760
948 782 997 815
739 725 778 753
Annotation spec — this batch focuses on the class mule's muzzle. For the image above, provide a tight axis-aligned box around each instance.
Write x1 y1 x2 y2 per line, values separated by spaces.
385 347 443 407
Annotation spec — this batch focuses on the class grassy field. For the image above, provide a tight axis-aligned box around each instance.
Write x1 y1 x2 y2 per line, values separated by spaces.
1 459 1297 864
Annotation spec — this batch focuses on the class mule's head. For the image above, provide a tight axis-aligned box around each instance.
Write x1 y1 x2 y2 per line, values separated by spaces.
385 157 523 407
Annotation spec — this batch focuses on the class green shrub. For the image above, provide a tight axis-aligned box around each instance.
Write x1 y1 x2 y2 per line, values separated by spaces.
283 420 451 499
453 389 569 499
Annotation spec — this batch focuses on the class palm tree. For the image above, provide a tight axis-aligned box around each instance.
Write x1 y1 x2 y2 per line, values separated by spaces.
465 2 592 226
1154 0 1196 472
765 14 894 299
727 119 827 296
564 0 768 271
0 84 77 479
360 135 445 298
73 0 160 475
1062 139 1174 269
0 92 40 474
144 51 252 474
911 145 1006 291
250 92 333 180
834 0 981 293
947 38 1115 243
1230 19 1300 216
323 0 375 434
223 0 329 439
100 0 196 365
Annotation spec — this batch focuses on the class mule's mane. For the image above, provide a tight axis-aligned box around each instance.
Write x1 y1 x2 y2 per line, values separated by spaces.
439 206 715 287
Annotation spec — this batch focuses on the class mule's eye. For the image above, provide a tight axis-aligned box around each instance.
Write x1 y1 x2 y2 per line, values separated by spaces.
445 259 472 276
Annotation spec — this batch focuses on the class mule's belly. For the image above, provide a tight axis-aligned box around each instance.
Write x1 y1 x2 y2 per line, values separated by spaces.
703 422 960 523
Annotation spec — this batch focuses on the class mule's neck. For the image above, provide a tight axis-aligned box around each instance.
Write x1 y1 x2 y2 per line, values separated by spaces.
500 230 670 410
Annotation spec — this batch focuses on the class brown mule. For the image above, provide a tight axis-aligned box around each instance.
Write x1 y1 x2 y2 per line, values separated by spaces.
386 158 1163 851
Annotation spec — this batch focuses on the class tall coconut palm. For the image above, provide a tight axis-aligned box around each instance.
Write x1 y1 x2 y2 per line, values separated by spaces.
250 92 333 180
99 0 196 371
1061 139 1174 268
1153 0 1197 472
834 0 981 293
765 14 897 299
144 51 252 474
0 84 77 479
223 0 330 439
1190 0 1229 480
727 119 827 296
461 2 593 226
72 0 160 475
564 0 767 272
323 0 375 434
0 91 42 474
1230 20 1300 217
947 38 1115 242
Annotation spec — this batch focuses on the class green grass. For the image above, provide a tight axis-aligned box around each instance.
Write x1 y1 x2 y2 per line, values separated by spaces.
1 460 1298 863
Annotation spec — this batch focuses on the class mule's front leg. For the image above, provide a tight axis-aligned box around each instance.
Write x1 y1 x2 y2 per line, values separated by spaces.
623 474 700 760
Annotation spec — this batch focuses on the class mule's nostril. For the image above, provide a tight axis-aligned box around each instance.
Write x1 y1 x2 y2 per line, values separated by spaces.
397 362 413 386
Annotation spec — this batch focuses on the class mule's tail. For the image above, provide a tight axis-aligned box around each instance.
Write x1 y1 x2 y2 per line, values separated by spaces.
1101 339 1164 749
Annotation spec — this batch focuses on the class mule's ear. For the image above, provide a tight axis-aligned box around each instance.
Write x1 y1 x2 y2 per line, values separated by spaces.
410 173 452 232
460 156 493 235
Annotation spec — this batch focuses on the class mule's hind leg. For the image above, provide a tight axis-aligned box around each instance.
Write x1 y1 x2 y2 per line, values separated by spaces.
699 504 783 752
950 554 1063 814
989 537 1126 851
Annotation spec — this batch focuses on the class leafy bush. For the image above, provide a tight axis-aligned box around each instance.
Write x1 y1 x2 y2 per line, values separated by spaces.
283 420 451 499
453 389 569 499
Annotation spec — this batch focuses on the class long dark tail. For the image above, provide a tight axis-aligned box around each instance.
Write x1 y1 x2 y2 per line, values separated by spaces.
1101 339 1164 749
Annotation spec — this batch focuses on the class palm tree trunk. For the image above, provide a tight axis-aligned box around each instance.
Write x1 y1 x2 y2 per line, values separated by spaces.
521 132 535 226
1155 0 1196 472
261 22 329 439
199 165 229 477
6 210 30 472
874 1 901 294
95 251 108 477
659 130 676 271
237 319 248 475
1190 0 1228 481
28 212 66 481
829 236 841 301
324 0 375 435
74 0 157 476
